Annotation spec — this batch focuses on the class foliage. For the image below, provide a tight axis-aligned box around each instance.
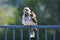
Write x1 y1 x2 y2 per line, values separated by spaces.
0 4 18 25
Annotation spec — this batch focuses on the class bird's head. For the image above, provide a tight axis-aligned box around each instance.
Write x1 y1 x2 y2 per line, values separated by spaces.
23 7 31 14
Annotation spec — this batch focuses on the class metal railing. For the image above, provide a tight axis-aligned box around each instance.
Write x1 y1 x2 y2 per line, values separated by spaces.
0 25 60 40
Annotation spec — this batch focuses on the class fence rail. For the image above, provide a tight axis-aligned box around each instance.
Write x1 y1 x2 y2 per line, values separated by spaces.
0 25 60 28
0 25 60 40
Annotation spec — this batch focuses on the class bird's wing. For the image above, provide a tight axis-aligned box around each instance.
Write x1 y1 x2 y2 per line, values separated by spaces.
32 12 36 18
31 12 37 23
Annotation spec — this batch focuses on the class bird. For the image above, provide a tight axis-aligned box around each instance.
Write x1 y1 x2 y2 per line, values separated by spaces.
22 7 37 38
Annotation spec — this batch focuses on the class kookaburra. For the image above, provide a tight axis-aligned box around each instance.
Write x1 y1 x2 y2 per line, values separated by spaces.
22 7 37 25
22 7 37 38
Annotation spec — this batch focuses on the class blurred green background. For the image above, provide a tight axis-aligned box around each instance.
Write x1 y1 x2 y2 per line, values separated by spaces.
0 0 60 40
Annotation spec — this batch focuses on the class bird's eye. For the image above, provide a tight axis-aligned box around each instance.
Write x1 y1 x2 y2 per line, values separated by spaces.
24 9 29 11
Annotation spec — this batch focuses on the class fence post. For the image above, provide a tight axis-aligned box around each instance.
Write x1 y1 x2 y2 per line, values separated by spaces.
28 28 31 40
4 28 8 40
12 29 15 40
53 29 56 40
45 29 47 40
37 29 39 40
20 29 23 40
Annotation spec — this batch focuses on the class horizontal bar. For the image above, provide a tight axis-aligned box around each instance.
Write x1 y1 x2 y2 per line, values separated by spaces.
0 25 60 28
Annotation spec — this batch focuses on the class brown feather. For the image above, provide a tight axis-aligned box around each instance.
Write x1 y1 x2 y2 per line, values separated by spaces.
30 12 37 23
